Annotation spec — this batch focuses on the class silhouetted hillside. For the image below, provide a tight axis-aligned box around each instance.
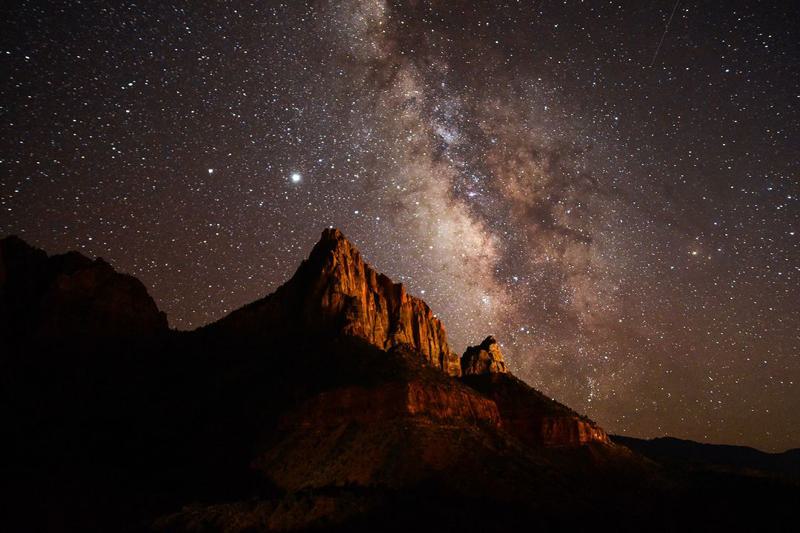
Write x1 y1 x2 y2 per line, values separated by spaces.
613 435 800 479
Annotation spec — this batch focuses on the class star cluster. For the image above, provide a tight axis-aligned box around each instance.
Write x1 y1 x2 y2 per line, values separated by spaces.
2 1 798 451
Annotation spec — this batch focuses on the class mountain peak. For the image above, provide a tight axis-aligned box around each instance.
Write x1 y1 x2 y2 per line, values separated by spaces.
310 227 347 255
306 228 461 375
215 228 462 376
319 226 346 244
306 227 360 271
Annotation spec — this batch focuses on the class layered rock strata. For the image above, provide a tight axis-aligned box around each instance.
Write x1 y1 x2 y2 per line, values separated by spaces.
213 228 461 376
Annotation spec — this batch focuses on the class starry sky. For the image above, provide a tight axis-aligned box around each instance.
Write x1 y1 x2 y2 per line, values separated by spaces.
2 1 798 452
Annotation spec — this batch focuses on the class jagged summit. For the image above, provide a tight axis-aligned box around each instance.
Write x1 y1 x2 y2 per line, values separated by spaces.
315 226 347 246
461 335 508 375
304 227 349 267
212 228 462 376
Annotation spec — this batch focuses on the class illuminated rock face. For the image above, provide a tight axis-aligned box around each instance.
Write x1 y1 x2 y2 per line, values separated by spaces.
461 335 508 375
214 228 462 376
460 336 608 447
213 229 610 448
258 378 503 490
307 229 461 376
461 372 610 447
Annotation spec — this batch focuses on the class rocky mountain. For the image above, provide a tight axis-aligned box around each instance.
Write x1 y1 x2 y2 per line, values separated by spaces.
206 228 608 449
0 235 167 342
208 228 461 376
2 230 797 532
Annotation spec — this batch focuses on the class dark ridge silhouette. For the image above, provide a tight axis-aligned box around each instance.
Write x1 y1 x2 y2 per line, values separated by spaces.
613 435 800 479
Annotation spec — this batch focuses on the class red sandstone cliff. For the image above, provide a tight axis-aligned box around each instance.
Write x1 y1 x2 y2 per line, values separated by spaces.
461 370 609 447
460 336 609 447
254 346 504 491
212 228 461 376
461 335 508 375
212 229 610 448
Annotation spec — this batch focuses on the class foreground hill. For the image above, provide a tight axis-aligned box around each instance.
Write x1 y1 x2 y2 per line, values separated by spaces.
1 230 797 532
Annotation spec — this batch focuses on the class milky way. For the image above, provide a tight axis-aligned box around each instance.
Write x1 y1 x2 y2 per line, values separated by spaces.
2 1 798 451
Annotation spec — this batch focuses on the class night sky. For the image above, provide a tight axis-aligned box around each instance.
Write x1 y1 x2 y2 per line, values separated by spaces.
2 1 798 451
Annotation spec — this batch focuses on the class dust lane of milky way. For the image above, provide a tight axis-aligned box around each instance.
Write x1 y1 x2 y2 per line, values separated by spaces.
1 1 798 452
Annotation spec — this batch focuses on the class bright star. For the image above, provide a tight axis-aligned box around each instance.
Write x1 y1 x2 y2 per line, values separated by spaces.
290 172 302 183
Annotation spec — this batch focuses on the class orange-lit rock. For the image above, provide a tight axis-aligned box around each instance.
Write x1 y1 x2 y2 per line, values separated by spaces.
461 335 609 447
255 367 506 490
283 381 501 430
461 335 508 375
213 228 461 375
462 366 610 447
